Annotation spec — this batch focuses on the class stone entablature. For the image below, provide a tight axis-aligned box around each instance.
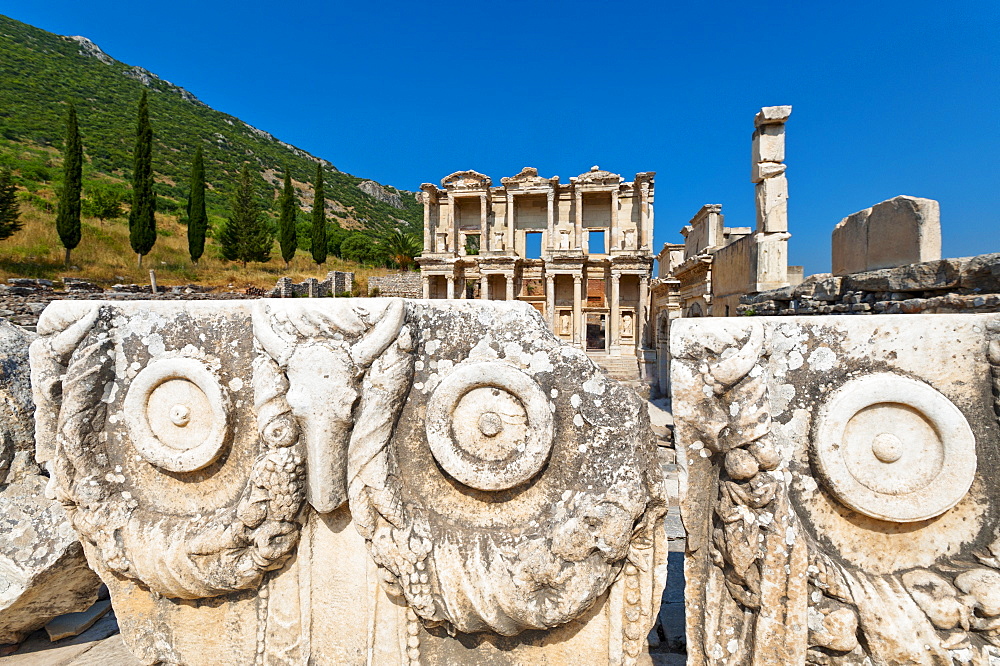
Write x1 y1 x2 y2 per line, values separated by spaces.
32 299 667 665
417 167 656 373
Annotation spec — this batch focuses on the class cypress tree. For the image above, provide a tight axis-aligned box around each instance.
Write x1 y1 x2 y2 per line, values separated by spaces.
55 102 82 266
186 146 207 265
311 162 327 265
128 91 156 267
278 169 297 266
0 168 23 240
219 164 273 268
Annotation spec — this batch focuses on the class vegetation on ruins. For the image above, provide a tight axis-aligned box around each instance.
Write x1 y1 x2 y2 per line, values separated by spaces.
0 168 23 241
219 164 273 268
278 170 297 266
128 91 156 267
55 102 82 266
310 162 327 265
186 146 207 265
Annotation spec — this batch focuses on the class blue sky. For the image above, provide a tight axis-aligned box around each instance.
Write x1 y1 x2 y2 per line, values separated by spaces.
4 0 998 275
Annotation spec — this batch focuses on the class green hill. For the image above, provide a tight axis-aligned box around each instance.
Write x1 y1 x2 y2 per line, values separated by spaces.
0 14 422 235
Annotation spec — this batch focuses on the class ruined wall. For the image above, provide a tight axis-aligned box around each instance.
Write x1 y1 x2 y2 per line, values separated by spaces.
367 272 422 298
740 253 1000 316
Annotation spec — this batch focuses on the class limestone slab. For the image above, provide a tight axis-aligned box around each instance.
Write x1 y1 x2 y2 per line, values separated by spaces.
672 313 1000 665
832 195 941 276
754 175 788 233
754 105 792 127
31 299 668 665
751 124 785 167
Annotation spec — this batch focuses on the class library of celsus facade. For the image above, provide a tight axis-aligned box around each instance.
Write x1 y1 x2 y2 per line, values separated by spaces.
417 166 655 376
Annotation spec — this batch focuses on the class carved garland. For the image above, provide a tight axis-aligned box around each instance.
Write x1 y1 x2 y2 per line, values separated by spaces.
38 304 306 599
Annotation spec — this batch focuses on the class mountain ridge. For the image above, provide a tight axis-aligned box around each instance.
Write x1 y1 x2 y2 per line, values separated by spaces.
0 14 422 233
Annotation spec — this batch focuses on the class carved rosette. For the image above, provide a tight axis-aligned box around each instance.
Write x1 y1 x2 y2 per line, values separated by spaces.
346 303 667 648
32 303 306 599
676 315 1000 665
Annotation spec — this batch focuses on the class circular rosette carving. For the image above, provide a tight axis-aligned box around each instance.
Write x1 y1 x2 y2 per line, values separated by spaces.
812 372 976 522
425 361 553 491
123 358 232 472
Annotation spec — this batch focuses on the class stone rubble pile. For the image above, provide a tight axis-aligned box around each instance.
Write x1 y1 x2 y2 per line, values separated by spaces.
740 252 1000 315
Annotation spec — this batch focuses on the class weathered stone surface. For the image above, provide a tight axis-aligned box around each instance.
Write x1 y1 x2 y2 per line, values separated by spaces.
754 175 788 232
0 476 102 644
672 314 1000 664
843 256 964 293
0 318 101 645
754 105 792 127
33 299 667 665
960 252 1000 292
751 124 785 167
45 598 112 641
832 195 942 275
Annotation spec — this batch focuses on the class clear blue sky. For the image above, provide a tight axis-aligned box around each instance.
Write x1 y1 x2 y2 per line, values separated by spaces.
4 0 998 275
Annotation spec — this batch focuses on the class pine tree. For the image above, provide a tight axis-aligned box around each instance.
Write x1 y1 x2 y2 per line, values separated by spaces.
186 146 207 265
0 168 23 240
219 164 273 268
311 162 327 265
278 169 297 266
55 102 82 266
128 91 156 267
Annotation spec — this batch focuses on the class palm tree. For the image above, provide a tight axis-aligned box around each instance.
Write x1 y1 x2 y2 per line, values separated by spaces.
380 228 421 270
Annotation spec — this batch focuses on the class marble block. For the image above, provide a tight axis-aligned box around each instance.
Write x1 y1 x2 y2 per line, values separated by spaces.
671 314 1000 665
30 299 668 665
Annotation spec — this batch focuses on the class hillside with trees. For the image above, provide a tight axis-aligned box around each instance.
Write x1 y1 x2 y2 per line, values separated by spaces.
0 14 423 287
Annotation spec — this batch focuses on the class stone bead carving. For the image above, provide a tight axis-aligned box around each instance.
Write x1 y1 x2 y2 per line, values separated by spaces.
425 360 553 491
812 372 976 522
33 299 667 665
673 314 1000 665
123 357 232 472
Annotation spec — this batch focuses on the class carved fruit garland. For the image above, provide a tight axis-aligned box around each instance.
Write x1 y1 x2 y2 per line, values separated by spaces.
39 305 306 599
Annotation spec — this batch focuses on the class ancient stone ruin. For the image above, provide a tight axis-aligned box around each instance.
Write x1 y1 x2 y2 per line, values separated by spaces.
672 314 1000 664
26 299 667 664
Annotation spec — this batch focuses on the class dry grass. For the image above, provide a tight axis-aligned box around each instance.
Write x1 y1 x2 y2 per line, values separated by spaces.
0 202 390 292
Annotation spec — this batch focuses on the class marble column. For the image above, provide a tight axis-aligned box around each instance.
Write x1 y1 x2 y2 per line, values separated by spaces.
610 189 619 252
545 274 555 330
422 192 432 253
446 275 455 300
546 189 555 253
480 275 490 300
505 273 515 301
638 275 649 353
573 274 583 348
447 194 456 255
506 192 516 253
609 272 621 355
574 189 583 251
422 276 430 299
640 183 651 251
479 192 488 254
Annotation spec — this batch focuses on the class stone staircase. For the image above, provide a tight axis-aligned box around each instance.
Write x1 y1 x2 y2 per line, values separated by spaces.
587 353 640 381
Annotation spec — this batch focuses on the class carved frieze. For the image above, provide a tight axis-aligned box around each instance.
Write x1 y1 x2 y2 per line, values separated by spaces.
673 314 1000 665
33 299 667 665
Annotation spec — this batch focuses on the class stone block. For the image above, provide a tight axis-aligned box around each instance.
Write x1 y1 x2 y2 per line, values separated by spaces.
32 299 668 665
832 196 941 276
755 175 788 233
843 257 965 293
960 252 1000 292
751 124 785 166
754 105 792 127
0 318 102 645
671 314 1000 664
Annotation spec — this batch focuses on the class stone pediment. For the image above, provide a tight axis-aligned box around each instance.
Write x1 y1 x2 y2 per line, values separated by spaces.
441 170 492 191
500 167 558 190
573 165 623 188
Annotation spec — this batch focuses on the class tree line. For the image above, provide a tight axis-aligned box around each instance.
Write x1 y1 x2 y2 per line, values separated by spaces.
0 93 423 271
